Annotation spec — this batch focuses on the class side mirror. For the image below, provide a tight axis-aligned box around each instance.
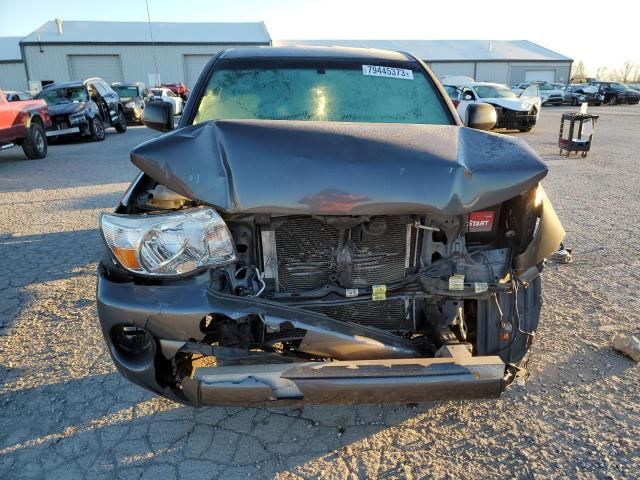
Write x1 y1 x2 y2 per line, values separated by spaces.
143 101 174 132
466 103 496 131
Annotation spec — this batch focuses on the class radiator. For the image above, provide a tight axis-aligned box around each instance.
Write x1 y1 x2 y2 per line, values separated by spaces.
266 216 416 331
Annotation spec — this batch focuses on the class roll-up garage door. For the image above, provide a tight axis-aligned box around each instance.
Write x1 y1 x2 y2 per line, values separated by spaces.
184 55 212 88
69 55 123 83
524 70 555 83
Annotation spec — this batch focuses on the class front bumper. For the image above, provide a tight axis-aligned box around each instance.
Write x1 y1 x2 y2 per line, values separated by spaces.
47 115 88 137
183 356 504 406
542 96 563 105
123 106 142 123
46 127 80 137
494 108 537 129
97 269 506 406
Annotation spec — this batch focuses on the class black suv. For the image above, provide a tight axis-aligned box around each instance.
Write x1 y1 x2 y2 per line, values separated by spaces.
37 77 127 141
588 82 640 105
111 82 151 124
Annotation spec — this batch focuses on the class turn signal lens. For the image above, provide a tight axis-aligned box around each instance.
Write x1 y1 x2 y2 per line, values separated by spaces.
534 184 545 208
111 247 140 270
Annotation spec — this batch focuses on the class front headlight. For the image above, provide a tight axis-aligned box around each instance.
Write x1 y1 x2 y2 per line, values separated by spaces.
100 208 236 277
125 101 136 108
69 112 85 124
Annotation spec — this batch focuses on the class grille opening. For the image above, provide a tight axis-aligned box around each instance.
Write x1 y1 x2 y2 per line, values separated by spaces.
266 216 417 330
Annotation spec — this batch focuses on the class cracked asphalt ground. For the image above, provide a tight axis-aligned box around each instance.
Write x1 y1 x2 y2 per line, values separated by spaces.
1 107 639 480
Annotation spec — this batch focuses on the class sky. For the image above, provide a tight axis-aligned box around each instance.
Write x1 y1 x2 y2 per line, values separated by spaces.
0 0 636 75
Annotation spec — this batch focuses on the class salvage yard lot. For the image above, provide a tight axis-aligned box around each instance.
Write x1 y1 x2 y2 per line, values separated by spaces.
1 107 639 479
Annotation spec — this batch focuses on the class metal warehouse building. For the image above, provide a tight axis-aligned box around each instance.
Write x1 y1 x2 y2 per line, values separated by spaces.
15 20 271 91
275 39 573 85
2 21 572 92
0 37 28 91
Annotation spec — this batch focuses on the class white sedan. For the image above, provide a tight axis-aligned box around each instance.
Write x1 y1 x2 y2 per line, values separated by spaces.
443 77 541 132
149 88 183 115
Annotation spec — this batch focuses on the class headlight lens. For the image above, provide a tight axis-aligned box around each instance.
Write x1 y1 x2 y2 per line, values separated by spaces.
69 112 85 124
100 208 236 276
125 101 136 108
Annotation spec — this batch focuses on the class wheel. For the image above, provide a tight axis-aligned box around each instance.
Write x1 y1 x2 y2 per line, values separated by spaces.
581 152 588 158
518 126 533 132
559 148 563 155
90 116 105 141
609 96 618 106
115 109 127 133
571 97 578 106
21 122 47 159
595 103 602 106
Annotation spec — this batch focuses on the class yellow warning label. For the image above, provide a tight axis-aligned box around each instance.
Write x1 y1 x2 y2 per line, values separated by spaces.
449 274 465 291
371 284 387 301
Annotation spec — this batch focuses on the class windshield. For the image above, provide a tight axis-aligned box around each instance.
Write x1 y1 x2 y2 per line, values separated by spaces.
151 89 163 95
539 84 555 91
193 61 452 125
37 86 88 105
112 86 139 98
610 83 626 91
474 85 516 99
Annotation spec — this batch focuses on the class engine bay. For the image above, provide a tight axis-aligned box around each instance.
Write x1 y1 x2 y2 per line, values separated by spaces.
106 176 545 372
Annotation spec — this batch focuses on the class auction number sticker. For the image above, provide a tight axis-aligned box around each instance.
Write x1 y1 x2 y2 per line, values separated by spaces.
362 65 414 80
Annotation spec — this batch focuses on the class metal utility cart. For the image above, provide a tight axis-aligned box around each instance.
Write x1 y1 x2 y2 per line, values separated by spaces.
558 112 599 157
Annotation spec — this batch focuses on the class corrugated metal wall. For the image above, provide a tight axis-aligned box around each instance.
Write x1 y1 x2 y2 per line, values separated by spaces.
0 62 28 91
475 62 509 83
427 62 475 79
426 60 571 85
20 44 572 88
22 44 255 87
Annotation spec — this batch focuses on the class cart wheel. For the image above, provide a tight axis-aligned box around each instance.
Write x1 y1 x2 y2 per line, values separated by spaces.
581 151 588 158
559 148 563 155
567 151 571 157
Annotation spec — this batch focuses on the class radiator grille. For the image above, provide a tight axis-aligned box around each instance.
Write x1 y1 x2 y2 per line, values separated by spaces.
270 216 413 330
274 216 409 292
275 217 338 291
350 217 407 285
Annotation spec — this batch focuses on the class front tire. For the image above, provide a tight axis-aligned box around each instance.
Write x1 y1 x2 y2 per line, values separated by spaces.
571 97 578 106
90 116 105 141
115 109 127 133
22 122 47 159
519 126 533 132
609 96 618 106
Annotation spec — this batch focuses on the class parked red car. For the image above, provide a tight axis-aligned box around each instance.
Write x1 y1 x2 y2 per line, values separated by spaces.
160 83 189 101
0 90 51 159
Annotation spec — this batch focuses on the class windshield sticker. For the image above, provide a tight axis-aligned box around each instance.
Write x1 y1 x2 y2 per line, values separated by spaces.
362 65 414 80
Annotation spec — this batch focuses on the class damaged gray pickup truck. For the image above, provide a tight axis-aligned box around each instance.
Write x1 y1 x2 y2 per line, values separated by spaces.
97 46 565 406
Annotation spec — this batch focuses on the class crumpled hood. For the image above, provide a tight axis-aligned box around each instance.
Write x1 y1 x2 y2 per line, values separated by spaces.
482 98 536 112
47 101 89 116
131 120 548 215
